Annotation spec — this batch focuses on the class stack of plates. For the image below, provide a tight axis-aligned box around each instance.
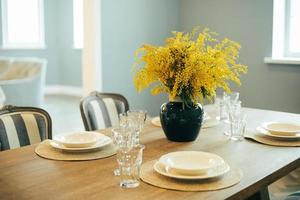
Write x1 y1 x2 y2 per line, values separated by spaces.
257 122 300 140
154 151 230 180
50 131 112 152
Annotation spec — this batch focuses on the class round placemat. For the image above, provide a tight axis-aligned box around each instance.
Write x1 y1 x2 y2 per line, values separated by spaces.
35 140 117 161
244 132 300 147
140 160 243 192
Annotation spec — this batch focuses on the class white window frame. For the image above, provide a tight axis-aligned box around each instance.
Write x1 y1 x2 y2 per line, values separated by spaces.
285 0 300 58
1 0 46 49
264 0 300 64
73 0 83 49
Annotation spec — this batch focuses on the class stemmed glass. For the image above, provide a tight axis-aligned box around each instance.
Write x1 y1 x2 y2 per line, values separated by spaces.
126 110 147 145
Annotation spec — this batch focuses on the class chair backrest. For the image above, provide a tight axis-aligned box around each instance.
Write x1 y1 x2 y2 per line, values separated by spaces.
0 105 52 151
80 92 129 131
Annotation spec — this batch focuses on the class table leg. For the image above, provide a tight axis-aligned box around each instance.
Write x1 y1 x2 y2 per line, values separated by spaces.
246 187 270 200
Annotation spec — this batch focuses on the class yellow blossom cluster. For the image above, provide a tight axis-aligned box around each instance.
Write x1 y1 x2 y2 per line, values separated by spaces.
133 28 247 105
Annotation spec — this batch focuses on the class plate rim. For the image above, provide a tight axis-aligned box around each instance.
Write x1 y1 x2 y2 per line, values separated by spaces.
50 134 112 151
153 161 230 180
261 121 300 134
158 151 225 173
257 126 300 139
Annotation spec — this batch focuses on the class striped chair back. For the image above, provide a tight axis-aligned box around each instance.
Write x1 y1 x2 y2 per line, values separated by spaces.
80 92 129 131
0 105 52 151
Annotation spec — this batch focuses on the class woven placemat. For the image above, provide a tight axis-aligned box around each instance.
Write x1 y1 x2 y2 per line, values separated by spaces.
35 140 117 161
244 132 300 147
140 160 243 192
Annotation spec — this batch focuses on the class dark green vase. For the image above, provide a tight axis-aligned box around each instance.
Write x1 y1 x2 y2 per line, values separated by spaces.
160 101 204 142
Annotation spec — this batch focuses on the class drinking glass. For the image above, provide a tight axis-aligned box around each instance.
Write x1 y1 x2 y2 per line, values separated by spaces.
229 112 246 141
220 92 240 122
118 144 145 188
127 110 147 145
224 91 240 103
221 92 241 135
112 127 135 176
119 112 128 129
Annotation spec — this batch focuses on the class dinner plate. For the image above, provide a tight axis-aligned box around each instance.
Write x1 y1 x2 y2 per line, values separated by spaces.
261 122 300 136
257 126 300 140
153 161 230 180
158 151 225 175
54 131 99 148
50 134 112 152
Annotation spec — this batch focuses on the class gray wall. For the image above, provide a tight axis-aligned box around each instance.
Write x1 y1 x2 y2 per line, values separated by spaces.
0 0 81 86
101 0 180 116
180 0 300 114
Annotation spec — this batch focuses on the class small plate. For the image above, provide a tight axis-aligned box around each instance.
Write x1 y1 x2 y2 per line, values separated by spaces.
151 117 161 127
54 131 99 148
151 114 216 128
154 161 230 180
158 151 225 175
257 126 300 140
50 134 112 152
261 122 300 135
202 118 219 129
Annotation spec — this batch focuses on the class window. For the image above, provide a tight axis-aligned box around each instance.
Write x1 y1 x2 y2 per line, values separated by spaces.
73 0 83 49
265 0 300 64
1 0 45 49
286 0 300 56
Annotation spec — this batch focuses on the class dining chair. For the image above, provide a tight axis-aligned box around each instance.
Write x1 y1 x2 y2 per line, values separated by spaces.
0 105 52 151
286 191 300 200
80 91 129 131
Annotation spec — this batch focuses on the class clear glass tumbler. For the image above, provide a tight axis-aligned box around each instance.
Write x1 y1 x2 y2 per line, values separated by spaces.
118 144 145 188
112 127 135 176
127 110 147 145
229 112 246 141
118 112 128 129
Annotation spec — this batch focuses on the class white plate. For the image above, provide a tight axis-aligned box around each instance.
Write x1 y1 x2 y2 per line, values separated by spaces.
151 117 161 127
50 134 112 152
158 151 225 175
154 161 230 180
54 131 100 148
257 126 300 140
151 114 218 128
261 122 300 135
202 118 220 129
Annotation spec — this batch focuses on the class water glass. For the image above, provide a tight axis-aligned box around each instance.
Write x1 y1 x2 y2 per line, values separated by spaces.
229 111 246 141
118 144 145 188
112 127 135 176
127 110 147 145
219 92 240 122
119 113 128 129
224 91 240 103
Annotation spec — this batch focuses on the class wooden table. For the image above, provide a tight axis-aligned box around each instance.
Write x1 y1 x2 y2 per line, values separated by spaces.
1 108 300 200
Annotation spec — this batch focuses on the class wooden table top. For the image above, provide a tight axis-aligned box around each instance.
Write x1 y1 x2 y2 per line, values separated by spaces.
1 107 300 200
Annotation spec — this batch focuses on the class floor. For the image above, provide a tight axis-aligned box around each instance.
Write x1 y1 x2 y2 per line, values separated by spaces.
43 94 84 136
